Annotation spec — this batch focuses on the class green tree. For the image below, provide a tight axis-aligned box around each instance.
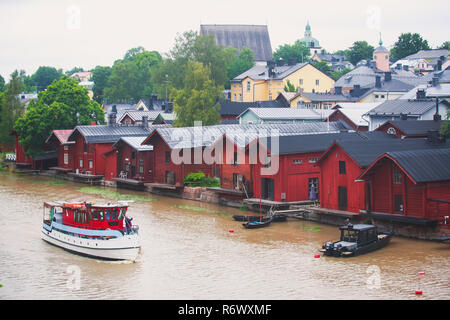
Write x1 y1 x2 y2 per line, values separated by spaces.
104 49 162 103
123 46 146 61
330 67 352 81
273 40 311 64
0 71 25 148
171 62 221 127
346 41 374 66
227 47 255 81
14 76 105 156
284 80 297 92
91 65 112 103
0 75 4 92
32 66 62 92
390 33 430 61
313 61 332 76
152 30 243 95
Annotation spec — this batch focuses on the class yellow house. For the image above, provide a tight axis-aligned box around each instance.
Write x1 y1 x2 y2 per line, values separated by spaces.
230 62 335 102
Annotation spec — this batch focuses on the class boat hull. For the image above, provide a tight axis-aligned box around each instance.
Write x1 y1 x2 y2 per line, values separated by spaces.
42 227 140 261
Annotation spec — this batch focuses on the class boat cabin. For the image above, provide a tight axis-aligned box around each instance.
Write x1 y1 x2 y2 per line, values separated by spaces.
339 224 378 245
44 202 129 231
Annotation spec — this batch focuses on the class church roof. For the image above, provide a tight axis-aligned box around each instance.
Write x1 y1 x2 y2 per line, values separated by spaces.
200 24 273 62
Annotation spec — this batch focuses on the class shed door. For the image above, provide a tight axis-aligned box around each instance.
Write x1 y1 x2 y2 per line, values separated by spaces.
338 186 348 211
261 178 274 201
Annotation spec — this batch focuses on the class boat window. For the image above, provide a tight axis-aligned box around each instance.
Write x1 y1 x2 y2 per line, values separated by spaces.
367 228 376 241
105 209 112 220
82 212 87 224
91 209 98 221
98 209 104 221
118 208 126 220
112 208 118 220
341 230 358 242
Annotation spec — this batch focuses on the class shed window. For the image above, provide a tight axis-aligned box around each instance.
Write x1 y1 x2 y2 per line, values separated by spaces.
246 81 251 91
165 151 171 163
139 164 144 174
393 168 402 184
293 159 303 165
88 160 93 169
309 158 318 163
339 161 346 174
394 195 403 212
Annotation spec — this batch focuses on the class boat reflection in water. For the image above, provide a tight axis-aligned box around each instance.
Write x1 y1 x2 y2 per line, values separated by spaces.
41 201 141 261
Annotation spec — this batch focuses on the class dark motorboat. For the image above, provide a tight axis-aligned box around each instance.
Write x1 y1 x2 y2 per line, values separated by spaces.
242 216 273 229
272 214 287 222
320 223 393 257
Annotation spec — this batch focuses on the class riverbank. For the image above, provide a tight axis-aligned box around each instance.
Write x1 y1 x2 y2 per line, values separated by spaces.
3 164 449 242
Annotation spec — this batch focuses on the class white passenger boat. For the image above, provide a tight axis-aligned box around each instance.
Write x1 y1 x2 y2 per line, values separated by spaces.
42 201 140 261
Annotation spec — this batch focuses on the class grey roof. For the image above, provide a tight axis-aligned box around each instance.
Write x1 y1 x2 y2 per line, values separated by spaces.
426 83 450 98
146 122 351 150
367 99 442 116
379 120 447 136
333 138 450 167
200 24 273 62
384 148 450 183
219 100 287 116
238 107 332 120
232 62 309 81
117 110 162 123
374 45 389 53
302 92 359 102
315 53 345 63
403 49 450 60
68 124 166 144
262 131 394 155
112 136 153 151
420 70 450 84
335 65 420 88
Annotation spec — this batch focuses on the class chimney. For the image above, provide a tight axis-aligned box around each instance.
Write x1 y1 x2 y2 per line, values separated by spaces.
416 89 426 100
351 84 360 97
288 58 296 66
384 72 392 82
432 75 439 87
437 58 443 71
335 86 342 95
403 65 409 71
396 64 402 70
166 101 173 113
375 76 382 88
142 116 148 129
108 105 117 126
267 60 275 78
400 113 407 120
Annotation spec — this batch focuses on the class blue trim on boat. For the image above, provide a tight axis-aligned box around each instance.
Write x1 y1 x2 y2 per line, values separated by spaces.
44 221 123 238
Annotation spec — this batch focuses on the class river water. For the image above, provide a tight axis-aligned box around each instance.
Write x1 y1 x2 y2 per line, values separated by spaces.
0 172 448 300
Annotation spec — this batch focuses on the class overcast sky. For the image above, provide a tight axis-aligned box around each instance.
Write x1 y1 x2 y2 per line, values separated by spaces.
1 0 449 80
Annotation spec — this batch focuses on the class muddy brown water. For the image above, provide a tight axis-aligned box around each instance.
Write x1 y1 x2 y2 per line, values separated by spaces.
0 172 448 300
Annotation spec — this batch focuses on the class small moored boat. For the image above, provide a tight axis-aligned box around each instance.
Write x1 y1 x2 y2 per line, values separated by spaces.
320 223 393 257
41 201 140 261
242 216 273 229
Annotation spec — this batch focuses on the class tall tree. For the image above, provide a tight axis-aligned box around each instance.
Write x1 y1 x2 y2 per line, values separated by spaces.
345 41 374 66
14 76 105 156
273 40 311 64
32 66 62 92
0 75 4 92
91 65 112 103
0 71 25 148
104 49 162 103
171 62 221 127
390 33 430 61
227 47 255 82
